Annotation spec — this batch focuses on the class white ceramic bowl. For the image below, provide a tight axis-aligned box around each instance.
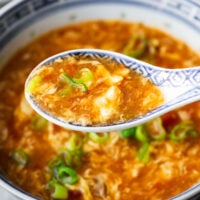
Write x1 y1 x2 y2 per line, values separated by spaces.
1 0 200 199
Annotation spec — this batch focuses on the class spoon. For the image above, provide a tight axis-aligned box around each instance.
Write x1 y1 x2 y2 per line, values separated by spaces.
25 49 200 133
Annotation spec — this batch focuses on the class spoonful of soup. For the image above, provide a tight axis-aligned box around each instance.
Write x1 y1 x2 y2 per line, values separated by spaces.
25 49 200 132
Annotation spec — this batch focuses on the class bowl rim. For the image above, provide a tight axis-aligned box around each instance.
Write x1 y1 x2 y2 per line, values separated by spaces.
1 0 200 200
0 174 40 199
0 0 24 16
0 1 41 198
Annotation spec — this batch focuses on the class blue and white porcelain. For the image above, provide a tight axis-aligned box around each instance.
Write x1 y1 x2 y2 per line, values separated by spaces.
25 49 200 134
1 0 200 199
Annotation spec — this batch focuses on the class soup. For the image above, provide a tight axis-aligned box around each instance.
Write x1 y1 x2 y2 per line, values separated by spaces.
26 55 163 126
1 20 200 200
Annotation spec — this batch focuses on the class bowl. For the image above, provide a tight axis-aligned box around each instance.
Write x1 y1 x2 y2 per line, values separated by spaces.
1 0 200 199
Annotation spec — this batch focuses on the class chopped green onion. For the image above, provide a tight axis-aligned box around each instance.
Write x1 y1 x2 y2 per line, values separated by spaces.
88 132 109 143
48 179 68 199
26 76 41 93
47 156 65 172
58 149 73 167
135 125 149 143
187 129 198 138
123 34 147 58
120 126 150 163
120 127 136 139
54 166 78 185
11 149 29 167
48 151 82 172
120 126 148 142
137 142 150 163
31 115 48 131
146 118 166 141
59 148 83 169
70 150 83 168
60 72 88 92
57 85 72 97
74 68 94 84
68 135 83 151
170 120 198 142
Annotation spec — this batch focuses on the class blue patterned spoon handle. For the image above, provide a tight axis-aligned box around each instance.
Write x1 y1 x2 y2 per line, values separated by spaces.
149 67 200 108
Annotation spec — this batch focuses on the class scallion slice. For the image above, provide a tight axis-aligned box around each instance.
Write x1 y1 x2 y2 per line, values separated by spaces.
170 120 198 142
57 85 72 97
47 156 65 172
60 72 88 92
68 135 83 151
120 127 136 139
11 149 29 167
26 76 41 93
88 132 109 143
135 125 149 143
48 179 68 199
123 34 147 58
137 142 150 163
74 67 93 84
54 166 78 185
59 148 83 169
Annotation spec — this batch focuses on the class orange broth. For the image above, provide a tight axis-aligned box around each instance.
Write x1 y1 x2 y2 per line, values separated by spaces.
0 20 200 200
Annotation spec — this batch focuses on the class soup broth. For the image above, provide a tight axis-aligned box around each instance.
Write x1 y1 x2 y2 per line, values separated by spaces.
1 20 200 200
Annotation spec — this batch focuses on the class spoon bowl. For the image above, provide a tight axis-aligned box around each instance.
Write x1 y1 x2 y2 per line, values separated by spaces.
25 49 200 132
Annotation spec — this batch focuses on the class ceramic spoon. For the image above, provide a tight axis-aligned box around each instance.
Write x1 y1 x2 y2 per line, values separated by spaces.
25 49 200 132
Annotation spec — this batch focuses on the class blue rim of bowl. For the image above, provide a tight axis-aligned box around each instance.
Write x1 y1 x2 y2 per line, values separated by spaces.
0 173 40 200
1 0 200 200
1 0 200 49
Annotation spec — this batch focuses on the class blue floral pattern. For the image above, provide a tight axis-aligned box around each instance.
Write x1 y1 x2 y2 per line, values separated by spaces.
1 0 200 48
